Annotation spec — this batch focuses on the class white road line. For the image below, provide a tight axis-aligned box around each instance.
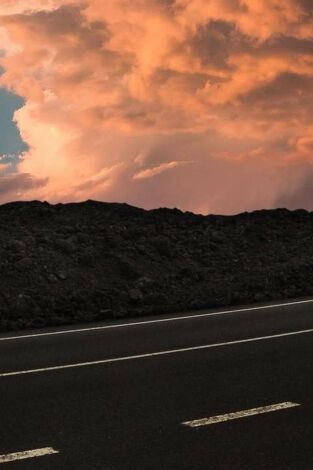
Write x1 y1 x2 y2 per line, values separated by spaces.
0 298 313 342
182 402 300 427
0 447 59 464
0 327 313 378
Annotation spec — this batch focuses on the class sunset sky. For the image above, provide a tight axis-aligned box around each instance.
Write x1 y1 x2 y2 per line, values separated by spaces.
0 0 313 214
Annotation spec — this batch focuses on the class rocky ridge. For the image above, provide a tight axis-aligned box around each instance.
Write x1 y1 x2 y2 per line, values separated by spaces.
0 200 311 331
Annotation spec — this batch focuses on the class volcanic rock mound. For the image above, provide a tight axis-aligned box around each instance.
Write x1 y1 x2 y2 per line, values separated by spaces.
0 200 311 331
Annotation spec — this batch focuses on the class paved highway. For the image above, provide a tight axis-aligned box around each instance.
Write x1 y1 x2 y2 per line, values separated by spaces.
0 298 313 469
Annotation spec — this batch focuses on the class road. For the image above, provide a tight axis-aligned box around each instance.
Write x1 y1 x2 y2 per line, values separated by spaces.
0 298 313 469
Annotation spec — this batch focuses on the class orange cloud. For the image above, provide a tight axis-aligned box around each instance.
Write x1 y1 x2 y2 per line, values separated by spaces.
133 161 190 180
0 0 313 212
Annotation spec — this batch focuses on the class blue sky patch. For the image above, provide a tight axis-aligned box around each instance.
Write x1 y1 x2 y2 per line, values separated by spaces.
0 88 28 163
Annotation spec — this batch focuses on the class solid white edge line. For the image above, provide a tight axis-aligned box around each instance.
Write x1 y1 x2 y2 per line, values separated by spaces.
1 298 313 342
0 447 59 463
1 327 313 378
182 402 300 427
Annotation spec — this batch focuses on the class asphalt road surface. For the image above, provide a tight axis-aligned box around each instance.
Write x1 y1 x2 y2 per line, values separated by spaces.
0 298 313 469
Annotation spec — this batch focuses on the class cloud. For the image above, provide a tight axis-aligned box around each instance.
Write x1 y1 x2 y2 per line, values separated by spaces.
0 0 76 15
0 172 48 200
0 162 10 174
133 160 190 180
73 163 124 194
0 0 313 212
275 167 313 211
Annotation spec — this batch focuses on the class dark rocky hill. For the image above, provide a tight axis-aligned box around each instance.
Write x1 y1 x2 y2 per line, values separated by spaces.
0 200 312 332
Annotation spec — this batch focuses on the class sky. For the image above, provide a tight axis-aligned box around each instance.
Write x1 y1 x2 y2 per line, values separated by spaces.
0 0 313 214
